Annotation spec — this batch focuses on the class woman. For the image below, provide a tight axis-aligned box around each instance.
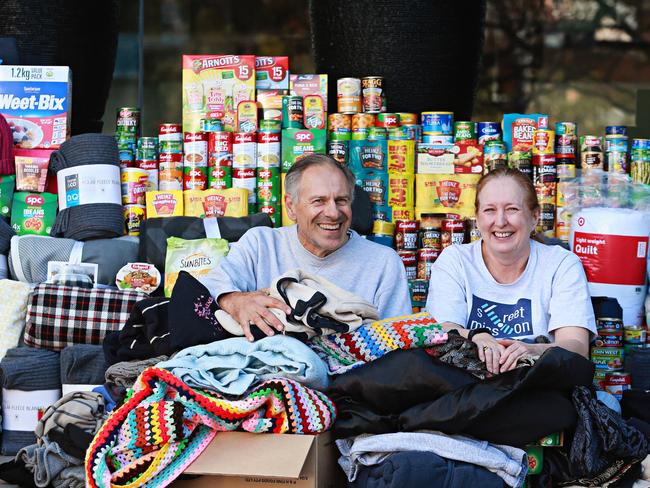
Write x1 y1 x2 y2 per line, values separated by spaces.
426 168 596 374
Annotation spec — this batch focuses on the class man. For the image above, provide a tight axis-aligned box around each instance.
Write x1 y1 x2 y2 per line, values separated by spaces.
202 154 412 341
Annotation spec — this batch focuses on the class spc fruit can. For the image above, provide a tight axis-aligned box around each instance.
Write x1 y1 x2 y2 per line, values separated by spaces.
477 122 501 145
233 168 257 205
398 250 417 280
232 132 257 169
256 166 280 203
604 372 631 401
121 168 148 205
124 204 146 236
376 113 400 128
421 112 453 135
441 219 465 248
352 113 376 132
417 248 439 280
453 121 476 142
257 131 281 167
158 152 183 190
282 96 304 129
208 131 233 168
337 77 362 114
361 76 384 113
328 113 352 132
208 166 232 189
395 220 419 251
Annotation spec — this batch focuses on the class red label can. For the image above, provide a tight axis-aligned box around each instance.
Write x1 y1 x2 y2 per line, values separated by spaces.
208 131 233 168
398 250 417 280
377 113 400 128
395 220 419 251
232 168 257 204
441 219 465 248
604 372 631 400
417 248 439 280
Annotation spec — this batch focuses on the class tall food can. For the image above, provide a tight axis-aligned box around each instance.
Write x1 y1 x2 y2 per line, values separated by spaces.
121 168 148 205
630 138 650 184
158 152 183 190
256 166 281 204
337 78 362 114
208 166 232 189
232 132 257 169
477 122 501 145
233 168 257 205
362 76 385 113
159 123 183 153
580 135 604 172
183 132 208 190
116 107 140 149
257 131 281 167
208 131 233 168
136 159 158 192
441 219 465 248
282 96 304 129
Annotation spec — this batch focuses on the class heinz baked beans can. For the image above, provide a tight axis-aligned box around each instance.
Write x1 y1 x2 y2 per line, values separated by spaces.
361 76 384 113
208 131 233 168
398 250 417 280
121 168 148 205
327 138 348 165
395 220 419 251
532 129 555 156
232 132 257 169
233 168 257 205
417 248 439 280
158 152 183 191
208 166 232 189
337 78 362 114
441 218 465 248
328 113 352 133
282 96 304 129
124 204 146 236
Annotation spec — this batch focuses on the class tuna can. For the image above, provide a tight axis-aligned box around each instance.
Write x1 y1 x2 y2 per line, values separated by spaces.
594 330 623 348
282 96 304 129
328 113 352 133
465 217 481 243
441 218 465 248
118 148 135 169
418 213 442 249
421 134 453 145
256 166 280 204
233 168 257 205
398 250 417 280
605 135 629 174
397 113 417 125
395 220 419 251
532 154 557 184
417 248 439 280
303 95 326 129
208 131 233 168
624 326 647 345
606 125 628 136
580 135 604 172
352 113 376 132
208 166 232 189
258 203 281 228
136 137 159 161
337 77 362 114
200 118 223 133
376 113 400 129
257 131 281 167
409 279 429 308
597 317 624 333
453 121 477 142
158 123 183 153
136 159 158 192
421 112 453 135
124 204 146 236
259 119 281 133
121 168 148 205
158 152 183 191
327 138 349 165
484 140 508 173
232 132 257 169
532 129 555 156
477 122 501 145
116 107 140 140
604 372 631 401
362 76 385 114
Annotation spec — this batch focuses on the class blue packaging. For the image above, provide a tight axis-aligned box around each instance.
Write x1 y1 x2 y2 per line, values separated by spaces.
421 111 453 135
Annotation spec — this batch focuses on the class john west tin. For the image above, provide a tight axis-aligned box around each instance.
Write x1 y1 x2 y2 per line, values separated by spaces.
398 250 417 280
597 317 624 333
282 96 304 129
593 330 623 348
421 112 453 135
362 76 385 114
417 248 439 280
477 122 501 145
395 220 419 251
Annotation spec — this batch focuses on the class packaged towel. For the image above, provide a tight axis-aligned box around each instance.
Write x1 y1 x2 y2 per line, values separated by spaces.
60 345 107 395
24 284 145 351
0 347 61 455
8 234 139 285
216 269 379 340
0 279 31 361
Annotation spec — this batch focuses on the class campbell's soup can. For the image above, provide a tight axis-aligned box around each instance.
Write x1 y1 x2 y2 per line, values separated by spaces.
421 111 453 135
258 203 281 228
233 168 257 204
124 204 146 236
183 131 208 166
532 154 557 184
395 220 419 251
417 248 439 280
208 166 232 189
158 152 183 191
232 132 257 169
398 250 417 280
257 131 281 168
328 113 352 133
121 168 148 205
604 372 631 401
361 76 384 113
441 219 465 248
136 159 159 192
477 122 501 145
256 166 281 204
352 113 375 132
337 78 362 114
208 131 233 168
159 124 183 153
465 217 481 242
376 113 400 129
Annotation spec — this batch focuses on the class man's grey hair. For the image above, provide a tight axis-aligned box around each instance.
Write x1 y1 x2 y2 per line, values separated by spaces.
284 154 356 202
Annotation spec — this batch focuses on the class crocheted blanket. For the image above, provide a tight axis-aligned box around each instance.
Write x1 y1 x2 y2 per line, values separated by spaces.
85 367 336 488
309 312 448 374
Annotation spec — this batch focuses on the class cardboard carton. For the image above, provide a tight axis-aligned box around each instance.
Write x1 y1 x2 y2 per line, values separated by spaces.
174 432 345 488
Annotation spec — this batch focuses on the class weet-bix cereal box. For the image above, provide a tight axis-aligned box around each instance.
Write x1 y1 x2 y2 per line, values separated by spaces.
0 66 71 149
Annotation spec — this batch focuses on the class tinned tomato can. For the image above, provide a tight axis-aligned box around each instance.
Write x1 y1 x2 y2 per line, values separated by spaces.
362 76 385 113
604 372 631 401
417 248 439 281
441 218 465 248
395 220 419 251
398 250 417 280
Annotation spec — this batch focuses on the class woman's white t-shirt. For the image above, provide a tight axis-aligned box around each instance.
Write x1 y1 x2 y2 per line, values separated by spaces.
425 240 597 341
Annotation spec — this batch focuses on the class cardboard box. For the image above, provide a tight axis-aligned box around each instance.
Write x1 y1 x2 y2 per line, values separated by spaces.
174 432 345 488
255 56 289 91
290 74 328 111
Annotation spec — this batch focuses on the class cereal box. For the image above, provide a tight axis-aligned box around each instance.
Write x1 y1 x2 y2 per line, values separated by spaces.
281 128 327 172
255 56 289 91
0 65 71 149
182 55 256 133
290 74 328 111
14 149 53 192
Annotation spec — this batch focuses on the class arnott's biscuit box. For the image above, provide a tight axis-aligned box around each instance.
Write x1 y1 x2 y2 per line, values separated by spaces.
0 65 71 149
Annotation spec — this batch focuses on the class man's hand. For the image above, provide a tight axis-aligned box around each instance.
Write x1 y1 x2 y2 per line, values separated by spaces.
218 291 292 341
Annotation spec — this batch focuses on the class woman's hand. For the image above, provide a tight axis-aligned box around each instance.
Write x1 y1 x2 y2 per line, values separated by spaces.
498 340 539 373
471 333 506 374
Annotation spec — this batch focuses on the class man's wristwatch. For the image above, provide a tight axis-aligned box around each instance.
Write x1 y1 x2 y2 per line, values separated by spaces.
468 327 492 341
